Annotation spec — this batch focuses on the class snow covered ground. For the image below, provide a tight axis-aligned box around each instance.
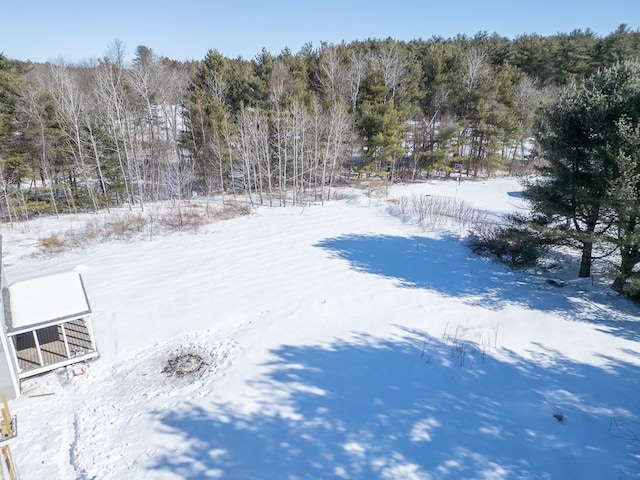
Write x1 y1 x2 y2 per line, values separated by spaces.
3 178 640 479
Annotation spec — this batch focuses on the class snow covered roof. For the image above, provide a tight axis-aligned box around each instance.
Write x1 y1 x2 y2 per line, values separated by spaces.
7 272 91 331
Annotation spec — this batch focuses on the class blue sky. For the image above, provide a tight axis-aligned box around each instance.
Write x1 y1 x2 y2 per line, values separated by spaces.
1 0 638 63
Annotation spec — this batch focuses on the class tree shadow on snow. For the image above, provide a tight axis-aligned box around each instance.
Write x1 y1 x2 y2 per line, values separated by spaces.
315 234 640 341
147 331 640 479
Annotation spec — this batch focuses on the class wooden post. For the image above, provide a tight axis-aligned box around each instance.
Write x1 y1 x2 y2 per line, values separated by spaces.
32 332 44 367
0 395 19 480
59 324 71 359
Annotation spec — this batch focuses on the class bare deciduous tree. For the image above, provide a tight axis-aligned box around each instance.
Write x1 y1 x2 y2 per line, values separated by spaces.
463 47 487 92
377 42 408 100
45 62 100 211
347 50 370 112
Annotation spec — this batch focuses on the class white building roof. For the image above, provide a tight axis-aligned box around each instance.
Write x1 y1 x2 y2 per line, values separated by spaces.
8 272 90 330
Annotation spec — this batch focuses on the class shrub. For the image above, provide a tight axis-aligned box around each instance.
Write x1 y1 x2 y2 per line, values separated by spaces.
621 275 640 301
211 201 253 220
388 194 487 230
77 220 103 244
107 214 146 239
159 206 207 232
468 218 549 269
37 234 67 255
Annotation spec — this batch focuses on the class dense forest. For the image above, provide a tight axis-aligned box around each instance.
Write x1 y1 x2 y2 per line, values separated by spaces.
0 25 639 220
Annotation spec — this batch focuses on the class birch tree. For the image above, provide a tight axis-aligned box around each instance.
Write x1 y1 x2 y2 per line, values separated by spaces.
45 62 100 211
321 100 351 202
376 41 408 101
347 50 370 112
95 45 137 206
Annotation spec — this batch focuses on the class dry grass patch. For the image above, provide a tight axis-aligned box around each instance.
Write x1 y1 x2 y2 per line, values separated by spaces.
35 212 148 256
66 219 103 248
107 214 146 239
211 201 253 220
32 201 252 256
37 233 67 255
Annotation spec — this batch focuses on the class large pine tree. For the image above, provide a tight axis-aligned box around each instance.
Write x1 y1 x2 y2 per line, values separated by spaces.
527 61 640 281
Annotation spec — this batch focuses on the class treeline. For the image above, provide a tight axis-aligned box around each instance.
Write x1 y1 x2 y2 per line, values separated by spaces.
0 26 639 219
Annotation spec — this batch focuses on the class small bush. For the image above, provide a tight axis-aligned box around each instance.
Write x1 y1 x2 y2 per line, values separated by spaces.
160 206 207 232
77 220 103 244
468 221 549 269
211 201 253 220
56 220 102 250
355 179 390 202
621 275 640 301
107 214 146 239
37 234 67 255
389 194 487 230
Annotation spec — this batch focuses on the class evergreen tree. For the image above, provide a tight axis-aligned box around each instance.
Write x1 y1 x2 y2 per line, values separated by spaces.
0 54 25 164
527 61 640 280
182 49 235 194
607 118 640 292
356 70 407 174
597 24 640 66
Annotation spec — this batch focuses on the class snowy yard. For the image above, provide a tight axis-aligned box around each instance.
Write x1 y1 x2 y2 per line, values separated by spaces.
3 178 640 479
